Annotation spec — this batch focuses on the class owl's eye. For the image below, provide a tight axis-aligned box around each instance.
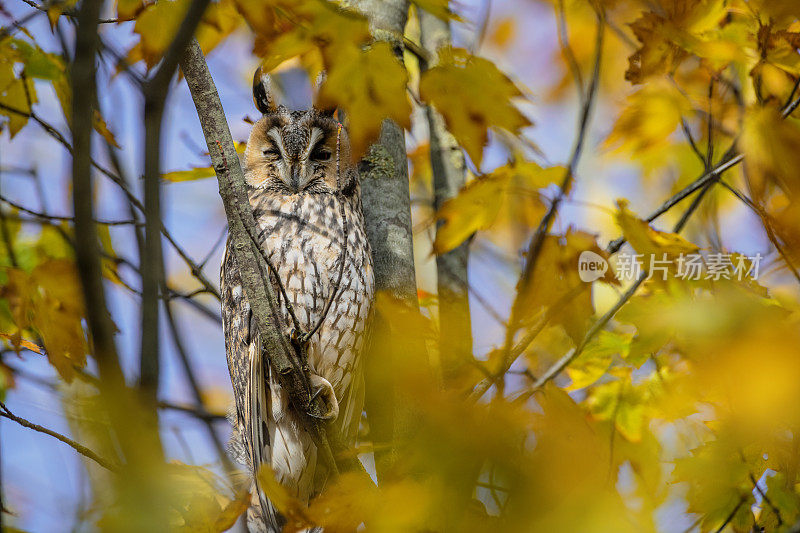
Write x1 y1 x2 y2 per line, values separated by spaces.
312 148 332 162
262 147 280 158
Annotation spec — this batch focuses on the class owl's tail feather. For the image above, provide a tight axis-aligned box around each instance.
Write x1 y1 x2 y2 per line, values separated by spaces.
245 340 280 532
228 418 281 532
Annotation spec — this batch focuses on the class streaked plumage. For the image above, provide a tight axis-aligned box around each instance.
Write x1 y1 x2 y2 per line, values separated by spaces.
221 70 374 532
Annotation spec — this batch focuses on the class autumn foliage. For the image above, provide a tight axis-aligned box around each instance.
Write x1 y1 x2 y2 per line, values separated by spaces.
2 0 800 532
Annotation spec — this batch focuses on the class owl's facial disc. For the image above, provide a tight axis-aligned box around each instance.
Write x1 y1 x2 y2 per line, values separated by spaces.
248 121 336 192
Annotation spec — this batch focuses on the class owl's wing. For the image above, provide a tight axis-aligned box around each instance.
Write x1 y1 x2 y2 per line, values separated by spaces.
221 239 277 530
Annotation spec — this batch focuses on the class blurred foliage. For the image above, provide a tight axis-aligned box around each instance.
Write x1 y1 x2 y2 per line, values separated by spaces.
2 0 800 531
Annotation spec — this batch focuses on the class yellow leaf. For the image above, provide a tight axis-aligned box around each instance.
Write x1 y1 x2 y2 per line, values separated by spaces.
256 465 313 530
409 0 462 21
0 332 44 355
8 38 65 81
31 260 87 381
524 384 639 532
433 160 562 254
251 0 371 72
566 330 631 390
162 167 215 182
127 0 239 70
419 47 531 168
233 0 276 35
408 142 432 191
614 199 700 259
740 105 800 200
0 44 38 138
514 230 609 344
605 82 691 156
318 42 411 159
672 436 756 532
117 0 147 20
93 110 120 148
626 0 730 83
163 142 244 182
212 492 249 532
46 0 77 28
587 378 646 442
1 259 87 381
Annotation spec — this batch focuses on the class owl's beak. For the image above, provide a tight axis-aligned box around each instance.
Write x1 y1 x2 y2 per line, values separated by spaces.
290 163 301 192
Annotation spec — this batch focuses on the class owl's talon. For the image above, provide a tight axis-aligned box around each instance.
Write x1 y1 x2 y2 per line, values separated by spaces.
308 374 339 421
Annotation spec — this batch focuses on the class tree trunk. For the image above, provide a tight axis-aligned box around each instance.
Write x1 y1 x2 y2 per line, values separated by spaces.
345 0 429 482
420 10 473 385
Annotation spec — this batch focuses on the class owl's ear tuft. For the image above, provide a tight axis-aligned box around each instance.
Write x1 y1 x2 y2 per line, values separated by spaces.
253 66 276 115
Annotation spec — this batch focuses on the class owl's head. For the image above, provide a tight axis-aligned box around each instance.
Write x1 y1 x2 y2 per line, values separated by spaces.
244 68 356 196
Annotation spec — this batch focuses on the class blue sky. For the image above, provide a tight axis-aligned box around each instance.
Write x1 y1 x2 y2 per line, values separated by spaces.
0 0 778 531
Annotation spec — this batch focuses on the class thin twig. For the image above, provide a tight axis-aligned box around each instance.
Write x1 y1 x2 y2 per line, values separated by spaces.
680 118 705 164
158 401 227 421
17 0 119 23
471 0 493 53
0 193 138 226
0 10 40 39
470 283 588 401
717 181 800 285
139 0 212 400
750 472 782 526
0 102 221 300
525 166 719 395
502 5 604 367
163 297 236 474
606 149 742 254
713 497 746 533
0 402 117 471
556 0 585 100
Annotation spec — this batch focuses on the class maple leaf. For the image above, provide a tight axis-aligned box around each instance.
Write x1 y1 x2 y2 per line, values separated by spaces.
244 0 402 157
0 43 38 138
409 0 462 21
117 0 148 20
740 105 800 200
515 230 612 344
432 160 563 254
248 0 371 72
604 81 691 156
588 377 647 442
615 199 699 260
625 0 730 83
126 0 239 70
419 47 531 168
318 42 411 159
1 259 87 382
566 330 632 391
45 0 78 28
672 437 757 532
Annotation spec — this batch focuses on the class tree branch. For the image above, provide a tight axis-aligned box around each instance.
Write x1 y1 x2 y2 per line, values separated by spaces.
525 168 719 395
0 101 220 300
501 5 604 384
348 0 429 481
0 402 117 472
420 9 473 383
138 0 210 409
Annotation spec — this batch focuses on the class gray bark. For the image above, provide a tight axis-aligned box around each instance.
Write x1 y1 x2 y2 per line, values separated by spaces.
345 0 429 482
420 11 473 383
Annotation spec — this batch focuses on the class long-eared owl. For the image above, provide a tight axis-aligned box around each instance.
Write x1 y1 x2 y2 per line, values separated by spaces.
221 69 374 532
